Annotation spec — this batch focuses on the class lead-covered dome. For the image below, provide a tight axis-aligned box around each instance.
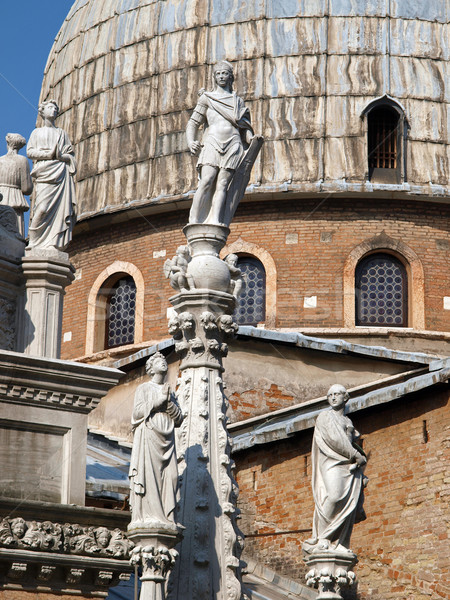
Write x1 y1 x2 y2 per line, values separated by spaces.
41 0 450 221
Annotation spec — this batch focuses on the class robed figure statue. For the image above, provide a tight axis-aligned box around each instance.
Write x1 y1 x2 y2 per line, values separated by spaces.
186 61 256 226
0 133 32 237
27 99 77 251
129 353 183 528
303 384 368 554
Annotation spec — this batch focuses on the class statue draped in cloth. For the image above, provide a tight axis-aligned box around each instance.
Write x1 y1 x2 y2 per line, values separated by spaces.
186 61 254 225
27 99 77 251
303 384 368 554
0 133 32 237
129 353 183 527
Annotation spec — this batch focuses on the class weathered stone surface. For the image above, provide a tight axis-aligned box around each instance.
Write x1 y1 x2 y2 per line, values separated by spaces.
0 349 122 504
40 1 450 221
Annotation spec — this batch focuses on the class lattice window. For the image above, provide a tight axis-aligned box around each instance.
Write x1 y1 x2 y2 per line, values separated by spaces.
355 254 408 327
106 276 136 348
368 107 399 170
234 257 266 325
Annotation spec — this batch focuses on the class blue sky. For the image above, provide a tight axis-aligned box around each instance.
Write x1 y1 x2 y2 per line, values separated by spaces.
0 1 73 154
0 1 73 230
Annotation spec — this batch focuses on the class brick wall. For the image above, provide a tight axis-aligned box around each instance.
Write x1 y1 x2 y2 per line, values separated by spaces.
235 387 450 599
61 198 450 360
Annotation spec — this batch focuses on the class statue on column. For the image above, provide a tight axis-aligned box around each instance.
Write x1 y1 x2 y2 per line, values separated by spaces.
186 61 262 227
27 99 77 252
303 384 368 554
0 133 32 237
129 353 183 528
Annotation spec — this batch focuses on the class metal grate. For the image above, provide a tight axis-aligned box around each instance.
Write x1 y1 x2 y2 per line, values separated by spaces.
356 254 407 327
106 276 136 348
234 257 266 326
368 107 399 169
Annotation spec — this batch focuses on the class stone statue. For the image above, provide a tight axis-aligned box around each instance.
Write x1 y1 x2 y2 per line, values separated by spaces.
129 352 183 528
27 99 77 251
164 245 193 292
0 133 32 236
224 254 244 298
186 61 257 226
303 384 368 554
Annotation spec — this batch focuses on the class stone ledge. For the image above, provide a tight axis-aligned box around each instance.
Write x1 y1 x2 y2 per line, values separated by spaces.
0 349 123 414
0 548 132 597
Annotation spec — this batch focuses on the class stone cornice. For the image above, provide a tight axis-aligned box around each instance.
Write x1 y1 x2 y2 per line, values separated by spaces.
0 349 123 413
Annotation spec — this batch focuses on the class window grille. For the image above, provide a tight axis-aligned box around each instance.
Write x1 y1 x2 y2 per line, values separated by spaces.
234 257 266 325
368 107 399 170
356 254 407 327
106 276 137 348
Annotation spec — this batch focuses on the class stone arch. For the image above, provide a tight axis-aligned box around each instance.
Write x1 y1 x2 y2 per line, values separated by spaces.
343 232 425 329
85 261 145 354
221 238 277 328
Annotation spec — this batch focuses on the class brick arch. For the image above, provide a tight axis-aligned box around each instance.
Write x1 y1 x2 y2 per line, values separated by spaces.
221 238 277 328
85 261 145 354
343 233 425 329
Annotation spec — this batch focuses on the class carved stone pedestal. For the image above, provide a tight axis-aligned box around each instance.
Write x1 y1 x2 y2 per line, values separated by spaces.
17 248 75 358
303 550 357 600
127 522 182 600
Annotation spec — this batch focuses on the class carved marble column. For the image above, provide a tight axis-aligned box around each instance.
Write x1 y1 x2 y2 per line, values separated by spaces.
17 248 75 358
167 224 244 600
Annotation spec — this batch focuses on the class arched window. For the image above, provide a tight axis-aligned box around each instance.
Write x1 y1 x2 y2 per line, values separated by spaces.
106 276 137 348
86 261 144 355
368 106 399 172
362 96 407 184
355 253 408 327
233 256 266 326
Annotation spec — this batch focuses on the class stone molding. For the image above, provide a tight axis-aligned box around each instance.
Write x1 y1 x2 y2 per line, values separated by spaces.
343 232 425 329
0 548 131 597
0 349 123 414
222 237 277 328
86 260 145 355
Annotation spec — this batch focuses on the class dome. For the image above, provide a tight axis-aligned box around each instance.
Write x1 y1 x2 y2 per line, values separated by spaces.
41 0 450 222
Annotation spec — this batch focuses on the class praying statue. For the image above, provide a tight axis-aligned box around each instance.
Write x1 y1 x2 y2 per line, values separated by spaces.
0 133 33 237
129 353 183 527
186 60 256 226
303 384 368 554
27 99 77 251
